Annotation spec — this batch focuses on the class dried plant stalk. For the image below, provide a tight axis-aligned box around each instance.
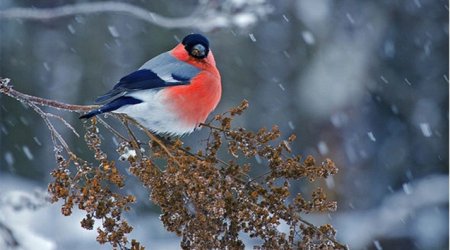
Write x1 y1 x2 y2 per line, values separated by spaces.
1 77 347 250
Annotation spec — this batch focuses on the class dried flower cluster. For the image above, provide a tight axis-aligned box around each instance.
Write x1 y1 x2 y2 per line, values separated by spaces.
48 120 136 249
1 79 346 249
48 100 343 249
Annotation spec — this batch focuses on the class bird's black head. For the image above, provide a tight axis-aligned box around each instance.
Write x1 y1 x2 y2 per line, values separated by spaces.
182 33 209 59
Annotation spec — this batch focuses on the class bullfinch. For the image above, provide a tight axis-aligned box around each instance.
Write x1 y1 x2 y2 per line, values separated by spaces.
80 34 222 135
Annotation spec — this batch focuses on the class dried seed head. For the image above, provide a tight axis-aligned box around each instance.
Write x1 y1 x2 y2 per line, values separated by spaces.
46 102 343 250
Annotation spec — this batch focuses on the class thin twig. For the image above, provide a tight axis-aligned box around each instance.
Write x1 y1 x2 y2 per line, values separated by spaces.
46 112 80 137
97 117 129 142
1 78 83 154
201 122 284 184
0 79 97 112
120 115 182 167
298 218 348 250
122 118 143 160
246 170 272 185
199 123 226 132
158 136 232 169
29 103 71 153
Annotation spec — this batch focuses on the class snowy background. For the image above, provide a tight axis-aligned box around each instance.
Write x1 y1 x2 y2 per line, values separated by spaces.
0 0 448 249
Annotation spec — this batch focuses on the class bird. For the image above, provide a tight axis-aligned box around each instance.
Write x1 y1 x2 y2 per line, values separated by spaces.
80 33 222 135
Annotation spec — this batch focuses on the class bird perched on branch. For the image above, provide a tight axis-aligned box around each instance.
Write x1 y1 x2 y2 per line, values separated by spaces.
80 34 222 135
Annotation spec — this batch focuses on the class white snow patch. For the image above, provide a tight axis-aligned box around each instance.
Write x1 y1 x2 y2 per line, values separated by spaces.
20 116 29 125
255 155 262 164
108 25 119 38
67 24 75 34
301 31 315 45
414 0 422 8
402 183 412 195
4 151 14 166
43 62 50 71
367 132 376 142
119 147 136 161
373 240 383 250
22 146 34 160
391 105 399 114
419 123 432 137
112 136 119 147
330 113 348 128
346 13 355 24
288 121 295 130
233 13 257 27
404 78 412 86
33 137 42 146
325 176 335 188
318 141 329 155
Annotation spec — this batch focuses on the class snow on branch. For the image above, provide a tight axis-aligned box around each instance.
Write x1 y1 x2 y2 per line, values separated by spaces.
0 1 272 31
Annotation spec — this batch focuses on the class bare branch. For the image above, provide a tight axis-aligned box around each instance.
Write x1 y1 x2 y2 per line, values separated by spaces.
0 1 272 31
0 78 97 112
0 2 197 28
1 78 82 154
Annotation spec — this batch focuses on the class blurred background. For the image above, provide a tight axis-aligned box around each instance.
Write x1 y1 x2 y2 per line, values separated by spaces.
0 0 448 249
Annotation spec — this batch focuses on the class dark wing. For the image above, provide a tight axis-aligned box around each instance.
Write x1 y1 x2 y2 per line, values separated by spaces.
95 52 200 104
80 97 142 119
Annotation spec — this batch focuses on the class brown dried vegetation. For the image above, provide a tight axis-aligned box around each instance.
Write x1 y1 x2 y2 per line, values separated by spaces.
48 100 344 249
1 79 346 249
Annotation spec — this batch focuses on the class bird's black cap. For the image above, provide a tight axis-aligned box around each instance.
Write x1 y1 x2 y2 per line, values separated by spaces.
182 34 209 59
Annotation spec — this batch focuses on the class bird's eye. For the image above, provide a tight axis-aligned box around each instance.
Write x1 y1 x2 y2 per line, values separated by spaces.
190 44 206 59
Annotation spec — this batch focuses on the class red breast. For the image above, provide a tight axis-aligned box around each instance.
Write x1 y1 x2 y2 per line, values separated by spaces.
165 44 222 126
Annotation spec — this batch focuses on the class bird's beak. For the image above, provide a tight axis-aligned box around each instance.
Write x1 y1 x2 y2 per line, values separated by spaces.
191 44 206 58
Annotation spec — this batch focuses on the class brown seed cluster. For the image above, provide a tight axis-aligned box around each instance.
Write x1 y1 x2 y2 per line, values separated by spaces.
48 120 138 249
47 100 346 250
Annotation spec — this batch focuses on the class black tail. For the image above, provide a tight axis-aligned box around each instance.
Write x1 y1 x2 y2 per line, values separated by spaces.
79 97 142 119
79 109 102 119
